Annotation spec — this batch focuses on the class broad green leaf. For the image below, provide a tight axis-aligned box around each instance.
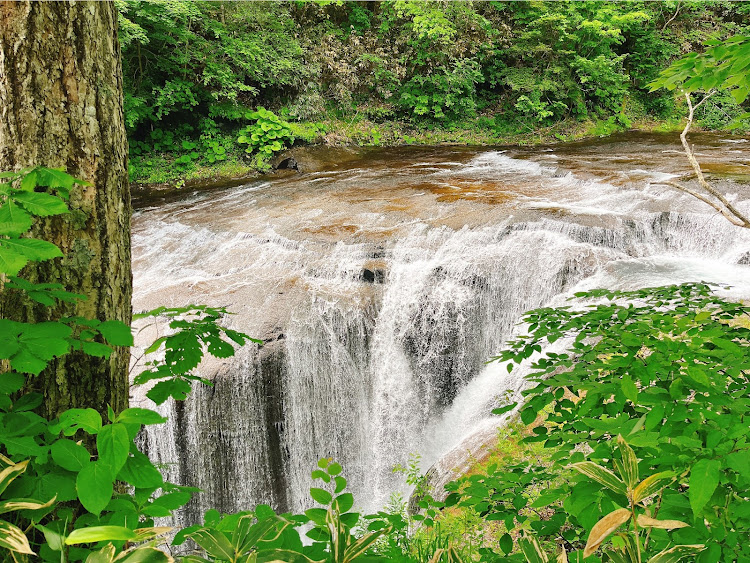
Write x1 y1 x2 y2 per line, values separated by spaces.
82 341 113 358
97 423 130 474
689 459 720 516
50 438 90 472
0 201 32 237
0 245 29 276
65 525 137 545
310 487 332 505
116 408 167 426
333 492 354 513
36 524 64 551
76 462 114 515
118 451 164 489
55 408 102 435
98 320 134 347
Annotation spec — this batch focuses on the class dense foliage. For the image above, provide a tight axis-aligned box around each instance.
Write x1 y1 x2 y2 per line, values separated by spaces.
118 1 750 182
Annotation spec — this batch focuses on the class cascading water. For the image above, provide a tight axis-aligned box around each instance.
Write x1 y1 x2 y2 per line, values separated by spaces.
131 133 750 526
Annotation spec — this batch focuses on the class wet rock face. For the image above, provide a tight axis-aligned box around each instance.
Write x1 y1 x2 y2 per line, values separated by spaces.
275 157 299 171
738 251 750 265
360 268 386 283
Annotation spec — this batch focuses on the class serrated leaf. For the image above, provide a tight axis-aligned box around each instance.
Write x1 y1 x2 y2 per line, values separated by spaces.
12 192 69 216
0 201 32 237
1 237 62 261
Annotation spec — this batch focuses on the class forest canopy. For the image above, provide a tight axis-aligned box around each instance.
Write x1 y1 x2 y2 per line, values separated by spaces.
117 1 750 181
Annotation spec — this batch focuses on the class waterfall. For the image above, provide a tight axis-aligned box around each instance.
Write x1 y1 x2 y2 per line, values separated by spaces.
131 136 750 525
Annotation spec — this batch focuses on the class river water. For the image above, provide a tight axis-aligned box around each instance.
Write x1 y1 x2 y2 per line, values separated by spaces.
130 132 750 524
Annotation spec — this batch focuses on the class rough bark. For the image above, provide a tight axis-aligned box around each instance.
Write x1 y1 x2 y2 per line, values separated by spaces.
0 1 132 418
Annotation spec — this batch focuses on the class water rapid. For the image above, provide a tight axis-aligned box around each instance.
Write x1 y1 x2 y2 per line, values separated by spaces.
131 132 750 525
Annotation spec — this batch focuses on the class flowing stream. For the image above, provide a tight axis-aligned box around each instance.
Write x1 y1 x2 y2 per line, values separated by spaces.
131 132 750 525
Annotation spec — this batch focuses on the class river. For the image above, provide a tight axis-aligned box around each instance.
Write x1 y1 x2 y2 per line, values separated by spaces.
130 132 750 525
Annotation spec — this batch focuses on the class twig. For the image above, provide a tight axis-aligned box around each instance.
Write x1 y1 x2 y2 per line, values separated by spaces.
661 0 681 31
655 91 750 229
680 91 750 228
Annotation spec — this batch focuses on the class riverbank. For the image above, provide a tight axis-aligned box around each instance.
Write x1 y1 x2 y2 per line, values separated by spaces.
129 114 688 192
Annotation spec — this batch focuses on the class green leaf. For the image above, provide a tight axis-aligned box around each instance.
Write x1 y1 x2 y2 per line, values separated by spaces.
76 462 114 515
146 378 192 404
499 533 513 555
97 423 130 474
36 524 64 551
116 408 167 426
689 459 721 516
0 245 29 276
189 528 236 560
333 492 354 513
98 320 134 347
117 546 176 562
309 488 332 505
12 192 69 216
55 408 102 435
118 451 164 489
50 439 90 472
66 526 137 545
82 341 113 358
0 201 32 237
0 237 62 262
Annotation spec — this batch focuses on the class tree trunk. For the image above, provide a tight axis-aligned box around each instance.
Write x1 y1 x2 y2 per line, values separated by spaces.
0 1 131 419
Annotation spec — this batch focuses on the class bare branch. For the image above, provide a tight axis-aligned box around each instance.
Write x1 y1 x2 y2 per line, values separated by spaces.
650 180 747 227
661 0 681 31
672 91 750 228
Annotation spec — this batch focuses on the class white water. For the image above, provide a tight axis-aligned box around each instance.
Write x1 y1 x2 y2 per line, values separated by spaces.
131 134 750 523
